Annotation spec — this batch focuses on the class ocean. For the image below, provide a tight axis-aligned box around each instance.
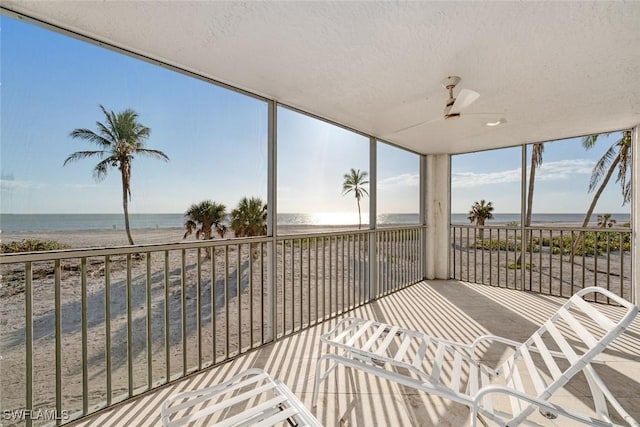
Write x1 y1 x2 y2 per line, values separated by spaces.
0 213 631 233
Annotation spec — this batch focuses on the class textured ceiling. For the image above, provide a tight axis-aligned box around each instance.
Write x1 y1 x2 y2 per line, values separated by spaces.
3 1 640 155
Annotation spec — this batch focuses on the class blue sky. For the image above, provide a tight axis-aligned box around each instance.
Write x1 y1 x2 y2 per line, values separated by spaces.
451 136 629 215
0 15 630 217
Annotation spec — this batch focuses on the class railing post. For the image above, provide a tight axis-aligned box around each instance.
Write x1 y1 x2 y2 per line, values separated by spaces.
25 262 33 427
632 125 639 306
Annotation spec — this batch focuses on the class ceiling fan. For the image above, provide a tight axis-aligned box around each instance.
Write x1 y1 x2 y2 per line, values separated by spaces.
441 76 479 119
390 76 505 134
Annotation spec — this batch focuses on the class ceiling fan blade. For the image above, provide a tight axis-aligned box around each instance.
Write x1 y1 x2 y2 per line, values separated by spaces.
450 89 480 114
389 117 442 135
390 120 428 134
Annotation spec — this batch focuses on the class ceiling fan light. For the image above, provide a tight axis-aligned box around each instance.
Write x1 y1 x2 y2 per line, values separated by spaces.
485 118 506 127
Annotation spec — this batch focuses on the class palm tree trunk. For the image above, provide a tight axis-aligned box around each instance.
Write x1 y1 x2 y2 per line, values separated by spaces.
517 159 538 266
581 155 619 228
357 198 362 230
121 169 135 245
573 154 620 252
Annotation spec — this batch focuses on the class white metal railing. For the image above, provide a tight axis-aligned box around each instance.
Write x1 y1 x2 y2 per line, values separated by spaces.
450 224 633 302
0 226 423 426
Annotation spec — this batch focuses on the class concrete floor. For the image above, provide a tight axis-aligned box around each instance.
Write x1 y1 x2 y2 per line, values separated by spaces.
72 280 640 427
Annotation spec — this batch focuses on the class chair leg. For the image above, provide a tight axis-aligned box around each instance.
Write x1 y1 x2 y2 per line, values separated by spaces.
470 406 487 427
313 354 338 407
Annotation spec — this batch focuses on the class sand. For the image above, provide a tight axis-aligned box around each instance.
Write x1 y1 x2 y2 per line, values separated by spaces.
0 226 374 425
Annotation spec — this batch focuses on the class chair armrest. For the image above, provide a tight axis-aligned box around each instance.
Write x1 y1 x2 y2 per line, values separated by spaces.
473 385 622 427
469 335 605 364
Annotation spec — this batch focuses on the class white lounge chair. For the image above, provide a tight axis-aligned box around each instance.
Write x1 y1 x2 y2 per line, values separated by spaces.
313 286 639 426
162 368 321 426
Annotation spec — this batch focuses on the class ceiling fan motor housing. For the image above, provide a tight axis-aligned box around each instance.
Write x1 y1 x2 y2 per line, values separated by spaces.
441 75 461 89
442 76 461 111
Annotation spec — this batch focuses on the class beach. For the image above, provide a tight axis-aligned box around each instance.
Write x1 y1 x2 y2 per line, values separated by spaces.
0 224 368 250
0 225 383 423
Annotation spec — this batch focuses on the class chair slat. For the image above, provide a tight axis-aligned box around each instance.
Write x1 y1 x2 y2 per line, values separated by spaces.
430 342 447 380
503 357 524 416
392 334 413 361
213 395 289 427
467 363 478 396
165 372 270 415
373 325 400 355
450 351 463 392
545 320 579 364
412 336 431 369
361 324 391 352
252 406 299 427
571 297 616 331
531 333 562 381
557 307 599 349
177 385 285 426
227 407 282 427
480 368 493 414
344 320 373 346
519 345 547 396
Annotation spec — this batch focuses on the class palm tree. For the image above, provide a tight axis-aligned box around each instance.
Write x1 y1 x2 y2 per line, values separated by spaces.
468 200 494 239
597 213 617 228
342 168 369 229
580 130 632 227
64 105 169 245
518 143 544 266
230 197 267 237
525 143 544 227
184 200 227 240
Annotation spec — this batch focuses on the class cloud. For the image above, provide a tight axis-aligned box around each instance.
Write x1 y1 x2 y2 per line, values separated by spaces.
452 159 594 188
536 159 593 181
378 173 419 188
0 179 43 191
452 169 521 188
0 180 100 192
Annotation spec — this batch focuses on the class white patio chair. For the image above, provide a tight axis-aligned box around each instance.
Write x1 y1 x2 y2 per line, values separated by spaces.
162 368 321 426
313 286 639 426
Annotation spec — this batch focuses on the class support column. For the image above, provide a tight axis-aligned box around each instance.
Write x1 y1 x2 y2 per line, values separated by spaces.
632 125 639 305
420 155 427 279
369 137 378 299
425 154 451 279
266 100 277 342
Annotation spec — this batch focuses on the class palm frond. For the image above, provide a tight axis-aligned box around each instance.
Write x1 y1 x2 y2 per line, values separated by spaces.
92 157 116 181
531 143 544 168
99 105 120 137
582 133 610 150
588 145 617 192
183 220 197 238
96 121 117 143
69 128 113 148
63 150 107 165
135 148 169 161
622 181 631 204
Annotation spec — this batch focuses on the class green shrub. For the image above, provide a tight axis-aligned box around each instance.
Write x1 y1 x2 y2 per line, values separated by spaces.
472 239 540 253
1 239 70 254
508 262 533 270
